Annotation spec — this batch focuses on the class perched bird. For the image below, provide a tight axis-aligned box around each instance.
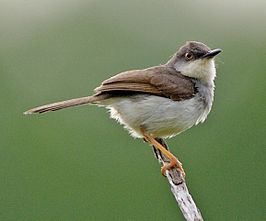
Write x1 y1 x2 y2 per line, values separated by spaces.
24 41 222 176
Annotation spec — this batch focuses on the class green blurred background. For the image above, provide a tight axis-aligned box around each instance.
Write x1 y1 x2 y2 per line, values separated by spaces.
1 0 266 220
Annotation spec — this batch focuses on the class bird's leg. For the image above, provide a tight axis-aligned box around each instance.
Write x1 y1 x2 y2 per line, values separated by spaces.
141 128 185 177
153 138 171 162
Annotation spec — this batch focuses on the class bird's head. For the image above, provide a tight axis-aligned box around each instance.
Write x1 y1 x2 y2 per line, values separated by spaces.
167 41 222 83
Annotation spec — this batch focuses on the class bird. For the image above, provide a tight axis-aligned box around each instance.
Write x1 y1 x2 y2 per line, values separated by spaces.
24 41 222 176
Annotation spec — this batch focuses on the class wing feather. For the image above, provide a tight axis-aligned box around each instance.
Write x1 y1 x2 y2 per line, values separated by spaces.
94 66 197 101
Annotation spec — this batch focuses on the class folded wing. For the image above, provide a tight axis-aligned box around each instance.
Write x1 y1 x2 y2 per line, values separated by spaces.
94 66 197 101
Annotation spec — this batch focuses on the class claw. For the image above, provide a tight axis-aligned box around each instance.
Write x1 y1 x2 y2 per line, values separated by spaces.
140 127 185 178
161 158 185 177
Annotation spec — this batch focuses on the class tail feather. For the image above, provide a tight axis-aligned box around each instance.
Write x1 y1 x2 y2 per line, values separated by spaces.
24 96 96 115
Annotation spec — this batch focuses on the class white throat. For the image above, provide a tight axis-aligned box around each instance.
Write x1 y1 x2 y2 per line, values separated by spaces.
175 59 216 84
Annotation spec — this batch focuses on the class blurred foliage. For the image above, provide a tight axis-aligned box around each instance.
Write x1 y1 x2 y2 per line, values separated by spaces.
1 0 266 220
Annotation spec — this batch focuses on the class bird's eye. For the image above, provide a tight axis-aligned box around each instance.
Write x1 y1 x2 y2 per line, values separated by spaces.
185 52 193 60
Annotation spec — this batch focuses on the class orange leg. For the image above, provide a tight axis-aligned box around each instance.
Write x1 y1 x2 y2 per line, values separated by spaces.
141 128 185 177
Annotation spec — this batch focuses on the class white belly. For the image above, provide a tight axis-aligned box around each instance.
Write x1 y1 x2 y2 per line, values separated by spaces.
102 94 210 138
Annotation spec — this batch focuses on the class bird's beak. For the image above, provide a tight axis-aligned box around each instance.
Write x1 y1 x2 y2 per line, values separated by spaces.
202 48 222 59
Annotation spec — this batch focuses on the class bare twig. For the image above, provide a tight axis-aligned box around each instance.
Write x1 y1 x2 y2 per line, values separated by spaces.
152 138 204 221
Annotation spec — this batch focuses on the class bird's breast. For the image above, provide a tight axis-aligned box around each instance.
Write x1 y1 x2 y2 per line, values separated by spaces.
105 93 212 138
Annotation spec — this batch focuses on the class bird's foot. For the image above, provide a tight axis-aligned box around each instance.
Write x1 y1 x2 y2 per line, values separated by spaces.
140 127 185 177
161 157 185 177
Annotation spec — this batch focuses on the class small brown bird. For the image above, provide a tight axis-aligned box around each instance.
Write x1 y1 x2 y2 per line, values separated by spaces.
24 41 222 176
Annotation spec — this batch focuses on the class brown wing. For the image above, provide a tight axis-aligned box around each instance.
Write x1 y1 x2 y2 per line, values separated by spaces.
93 66 197 101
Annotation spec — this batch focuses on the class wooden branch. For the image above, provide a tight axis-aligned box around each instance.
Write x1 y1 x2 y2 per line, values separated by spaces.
152 138 204 221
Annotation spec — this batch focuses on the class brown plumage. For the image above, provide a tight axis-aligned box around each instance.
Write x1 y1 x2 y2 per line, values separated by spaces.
24 66 197 115
95 66 197 101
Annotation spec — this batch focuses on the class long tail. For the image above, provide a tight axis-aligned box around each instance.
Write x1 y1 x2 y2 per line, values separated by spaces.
24 96 96 115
